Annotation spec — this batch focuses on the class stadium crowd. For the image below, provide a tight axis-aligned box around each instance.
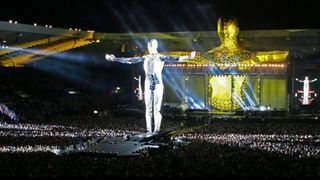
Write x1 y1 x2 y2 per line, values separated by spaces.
0 69 319 176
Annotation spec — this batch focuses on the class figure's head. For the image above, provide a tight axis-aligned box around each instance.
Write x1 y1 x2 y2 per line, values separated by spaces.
147 39 158 55
305 76 309 80
217 17 239 49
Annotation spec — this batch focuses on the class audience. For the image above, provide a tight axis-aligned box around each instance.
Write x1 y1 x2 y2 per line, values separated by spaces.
0 69 319 177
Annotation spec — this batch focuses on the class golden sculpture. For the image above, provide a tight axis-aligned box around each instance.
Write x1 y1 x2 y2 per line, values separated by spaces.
207 17 288 66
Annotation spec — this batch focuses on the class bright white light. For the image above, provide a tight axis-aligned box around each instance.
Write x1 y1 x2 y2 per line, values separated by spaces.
259 106 266 111
68 90 78 95
34 23 37 26
93 110 98 114
14 21 18 24
9 20 13 23
116 87 121 90
53 148 62 155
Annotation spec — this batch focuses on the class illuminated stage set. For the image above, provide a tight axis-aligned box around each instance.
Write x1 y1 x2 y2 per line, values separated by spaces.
107 17 320 120
162 18 289 114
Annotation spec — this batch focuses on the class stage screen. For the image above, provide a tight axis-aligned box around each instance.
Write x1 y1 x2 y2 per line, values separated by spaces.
209 76 287 111
233 76 247 109
163 74 184 104
209 76 232 110
243 77 260 108
294 76 317 106
163 74 206 109
184 76 206 109
208 75 246 110
260 78 286 110
164 74 287 111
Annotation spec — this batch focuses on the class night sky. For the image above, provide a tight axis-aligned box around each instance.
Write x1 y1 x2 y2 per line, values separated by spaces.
0 0 320 32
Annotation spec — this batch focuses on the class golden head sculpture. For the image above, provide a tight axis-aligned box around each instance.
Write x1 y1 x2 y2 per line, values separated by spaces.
217 17 239 50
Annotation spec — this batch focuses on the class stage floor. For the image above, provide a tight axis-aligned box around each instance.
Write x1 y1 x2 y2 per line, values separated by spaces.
72 133 161 156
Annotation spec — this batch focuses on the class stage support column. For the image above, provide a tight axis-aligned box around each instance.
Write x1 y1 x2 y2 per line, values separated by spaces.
231 75 234 110
204 74 208 109
317 45 320 113
290 49 295 117
182 74 186 105
286 52 291 117
258 75 262 106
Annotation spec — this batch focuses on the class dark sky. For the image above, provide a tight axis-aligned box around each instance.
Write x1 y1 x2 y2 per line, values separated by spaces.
0 0 320 32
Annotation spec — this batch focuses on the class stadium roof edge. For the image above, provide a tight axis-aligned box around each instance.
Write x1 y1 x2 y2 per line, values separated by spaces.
94 29 320 40
0 21 90 38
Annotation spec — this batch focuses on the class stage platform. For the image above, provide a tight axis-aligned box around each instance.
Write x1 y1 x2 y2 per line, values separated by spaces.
70 132 167 156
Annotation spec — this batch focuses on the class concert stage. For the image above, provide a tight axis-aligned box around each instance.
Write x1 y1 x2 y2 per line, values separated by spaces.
161 18 289 114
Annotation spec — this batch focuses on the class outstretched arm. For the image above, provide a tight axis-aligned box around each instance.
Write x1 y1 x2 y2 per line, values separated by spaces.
295 78 304 83
106 54 145 64
311 78 318 83
161 51 196 62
